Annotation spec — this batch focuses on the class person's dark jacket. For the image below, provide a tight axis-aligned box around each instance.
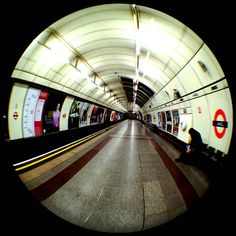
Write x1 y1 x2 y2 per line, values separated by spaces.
188 128 203 155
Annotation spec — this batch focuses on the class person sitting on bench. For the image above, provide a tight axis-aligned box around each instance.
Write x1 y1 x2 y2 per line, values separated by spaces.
175 128 203 163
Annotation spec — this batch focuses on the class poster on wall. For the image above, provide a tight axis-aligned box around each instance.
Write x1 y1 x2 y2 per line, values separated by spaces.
90 106 105 125
166 111 172 133
34 91 49 136
90 106 98 124
80 102 90 127
172 109 179 136
68 99 84 129
98 107 105 123
42 93 66 134
157 112 161 129
110 111 118 121
161 112 166 130
22 88 41 138
103 108 112 123
118 113 124 120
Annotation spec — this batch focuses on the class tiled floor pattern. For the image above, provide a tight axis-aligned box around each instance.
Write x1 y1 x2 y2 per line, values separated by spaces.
19 120 210 233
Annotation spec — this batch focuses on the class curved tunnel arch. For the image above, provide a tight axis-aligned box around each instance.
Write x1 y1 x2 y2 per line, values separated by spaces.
1 1 235 235
10 3 233 155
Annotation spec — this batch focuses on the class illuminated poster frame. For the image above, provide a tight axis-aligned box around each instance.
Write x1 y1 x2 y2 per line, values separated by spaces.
34 91 49 136
42 93 66 134
166 110 172 133
172 109 179 136
69 99 84 129
161 112 166 130
80 102 90 127
22 88 41 138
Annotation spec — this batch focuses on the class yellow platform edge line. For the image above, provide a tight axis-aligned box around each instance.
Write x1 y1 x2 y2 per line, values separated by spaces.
14 129 107 172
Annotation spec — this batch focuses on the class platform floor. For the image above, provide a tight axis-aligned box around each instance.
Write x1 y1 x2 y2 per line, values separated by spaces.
19 120 210 233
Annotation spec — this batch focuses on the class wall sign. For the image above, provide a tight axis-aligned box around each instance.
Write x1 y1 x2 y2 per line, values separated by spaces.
212 109 228 139
13 111 18 120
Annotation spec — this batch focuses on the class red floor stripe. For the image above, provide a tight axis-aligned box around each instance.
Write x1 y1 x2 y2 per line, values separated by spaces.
31 136 112 202
150 139 200 209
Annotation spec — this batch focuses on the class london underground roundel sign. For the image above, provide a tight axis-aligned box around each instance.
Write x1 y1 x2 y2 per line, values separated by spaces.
212 109 228 139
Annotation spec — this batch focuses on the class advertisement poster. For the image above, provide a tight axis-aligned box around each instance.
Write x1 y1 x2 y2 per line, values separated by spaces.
110 111 118 121
42 93 66 134
34 91 49 136
68 99 84 129
22 88 41 138
103 108 112 123
157 112 161 129
80 102 90 127
118 113 124 120
166 110 172 133
172 109 179 136
161 112 166 130
90 106 105 125
97 107 105 124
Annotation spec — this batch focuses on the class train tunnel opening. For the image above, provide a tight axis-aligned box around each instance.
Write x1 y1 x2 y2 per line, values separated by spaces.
2 2 234 235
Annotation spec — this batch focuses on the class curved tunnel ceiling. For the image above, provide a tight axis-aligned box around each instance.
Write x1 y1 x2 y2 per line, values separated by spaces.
10 3 224 114
3 2 235 234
